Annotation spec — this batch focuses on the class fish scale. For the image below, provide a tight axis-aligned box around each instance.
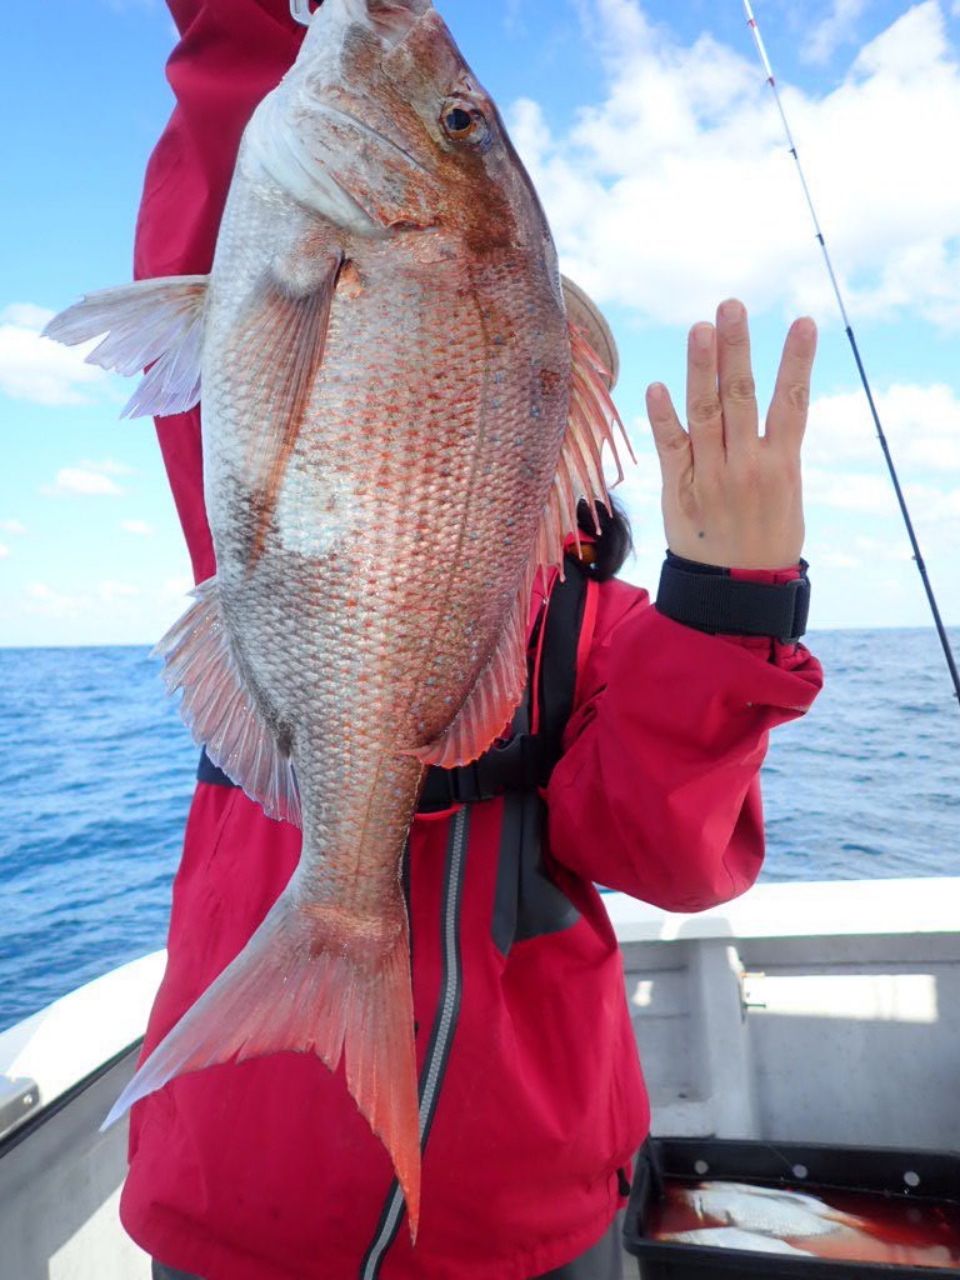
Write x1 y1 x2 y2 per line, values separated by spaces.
40 0 632 1241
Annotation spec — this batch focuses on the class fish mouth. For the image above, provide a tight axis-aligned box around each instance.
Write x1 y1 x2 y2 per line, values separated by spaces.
246 0 441 233
364 0 432 46
310 0 430 50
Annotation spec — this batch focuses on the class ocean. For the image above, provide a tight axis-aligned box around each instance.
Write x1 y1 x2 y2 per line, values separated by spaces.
0 628 958 1033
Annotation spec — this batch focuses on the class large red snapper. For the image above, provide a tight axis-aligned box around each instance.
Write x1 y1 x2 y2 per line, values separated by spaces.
44 0 630 1237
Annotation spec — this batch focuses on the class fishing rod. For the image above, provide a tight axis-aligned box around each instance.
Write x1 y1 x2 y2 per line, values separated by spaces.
742 0 960 713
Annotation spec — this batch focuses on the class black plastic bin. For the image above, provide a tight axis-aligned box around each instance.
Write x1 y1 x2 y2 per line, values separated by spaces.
623 1137 960 1279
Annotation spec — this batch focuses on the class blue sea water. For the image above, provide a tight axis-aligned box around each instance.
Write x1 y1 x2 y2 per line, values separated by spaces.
0 629 958 1033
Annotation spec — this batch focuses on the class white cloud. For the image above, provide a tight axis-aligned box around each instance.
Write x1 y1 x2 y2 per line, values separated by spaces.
850 533 915 561
97 580 140 603
8 569 195 644
161 574 194 599
805 467 897 515
510 1 960 329
805 466 960 522
818 549 863 569
45 469 123 497
25 579 139 619
120 519 154 536
819 535 916 565
79 458 133 476
803 0 870 65
805 382 960 472
0 303 118 407
0 544 9 561
3 303 55 329
101 0 159 11
853 2 946 77
0 519 27 535
503 0 524 35
41 458 133 498
907 480 960 519
25 583 89 620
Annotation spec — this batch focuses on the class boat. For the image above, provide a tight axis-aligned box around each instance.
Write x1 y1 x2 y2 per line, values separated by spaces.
3 875 958 1277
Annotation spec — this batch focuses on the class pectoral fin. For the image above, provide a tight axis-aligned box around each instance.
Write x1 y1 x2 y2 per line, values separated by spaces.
42 276 209 418
232 258 343 568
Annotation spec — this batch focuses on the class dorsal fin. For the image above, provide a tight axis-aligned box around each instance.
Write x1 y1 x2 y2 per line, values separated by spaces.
539 321 635 569
414 321 633 770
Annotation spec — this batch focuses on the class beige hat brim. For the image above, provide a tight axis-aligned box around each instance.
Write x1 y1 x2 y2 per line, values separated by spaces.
561 276 620 390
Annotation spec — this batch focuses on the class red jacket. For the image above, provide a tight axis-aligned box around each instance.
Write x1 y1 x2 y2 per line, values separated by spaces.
121 5 824 1278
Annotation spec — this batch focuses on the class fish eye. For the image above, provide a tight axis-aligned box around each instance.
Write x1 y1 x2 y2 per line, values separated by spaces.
445 108 473 133
440 99 490 147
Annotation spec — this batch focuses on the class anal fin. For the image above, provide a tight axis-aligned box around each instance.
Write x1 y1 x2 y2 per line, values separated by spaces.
155 578 301 826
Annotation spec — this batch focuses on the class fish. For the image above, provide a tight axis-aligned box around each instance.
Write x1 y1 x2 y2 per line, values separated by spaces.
680 1180 867 1239
42 0 630 1240
666 1187 960 1269
662 1227 816 1256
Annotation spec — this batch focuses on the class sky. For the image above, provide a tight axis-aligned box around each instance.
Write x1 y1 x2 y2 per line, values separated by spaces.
1 0 959 646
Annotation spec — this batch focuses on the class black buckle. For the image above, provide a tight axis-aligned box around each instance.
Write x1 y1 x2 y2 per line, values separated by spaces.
784 567 811 644
419 734 548 812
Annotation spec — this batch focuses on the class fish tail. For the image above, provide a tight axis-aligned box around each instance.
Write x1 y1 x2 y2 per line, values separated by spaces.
103 887 422 1239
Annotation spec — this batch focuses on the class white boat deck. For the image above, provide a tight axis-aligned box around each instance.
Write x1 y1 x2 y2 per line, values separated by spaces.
2 877 958 1278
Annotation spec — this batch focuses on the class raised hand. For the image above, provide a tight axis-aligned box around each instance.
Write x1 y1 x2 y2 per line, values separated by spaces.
645 299 817 571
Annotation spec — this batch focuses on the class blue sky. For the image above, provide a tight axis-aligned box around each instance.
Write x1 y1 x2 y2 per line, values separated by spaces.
1 0 959 645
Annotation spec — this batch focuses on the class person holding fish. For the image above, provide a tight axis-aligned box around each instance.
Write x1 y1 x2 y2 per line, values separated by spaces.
44 1 823 1277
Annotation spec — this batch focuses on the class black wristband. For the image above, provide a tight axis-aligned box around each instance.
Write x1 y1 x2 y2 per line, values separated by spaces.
656 553 811 643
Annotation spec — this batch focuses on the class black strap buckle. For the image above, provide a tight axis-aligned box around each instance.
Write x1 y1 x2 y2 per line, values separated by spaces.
419 734 548 811
418 557 591 812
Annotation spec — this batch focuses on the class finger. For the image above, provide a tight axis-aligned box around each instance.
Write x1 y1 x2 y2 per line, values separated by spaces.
716 298 758 454
646 382 690 477
766 317 818 451
685 322 724 467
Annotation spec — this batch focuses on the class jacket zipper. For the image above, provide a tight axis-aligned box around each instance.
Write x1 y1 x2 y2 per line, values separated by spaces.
360 807 470 1278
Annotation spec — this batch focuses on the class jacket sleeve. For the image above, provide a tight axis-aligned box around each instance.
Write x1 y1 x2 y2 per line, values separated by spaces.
546 575 823 911
136 0 304 583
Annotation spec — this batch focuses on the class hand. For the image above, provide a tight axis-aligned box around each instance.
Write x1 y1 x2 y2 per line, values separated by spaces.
645 299 817 571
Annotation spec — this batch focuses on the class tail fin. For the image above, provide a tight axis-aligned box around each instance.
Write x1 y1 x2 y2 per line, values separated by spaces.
105 888 421 1237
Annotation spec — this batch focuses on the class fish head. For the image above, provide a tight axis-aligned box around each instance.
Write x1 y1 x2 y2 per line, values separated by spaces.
246 0 560 272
